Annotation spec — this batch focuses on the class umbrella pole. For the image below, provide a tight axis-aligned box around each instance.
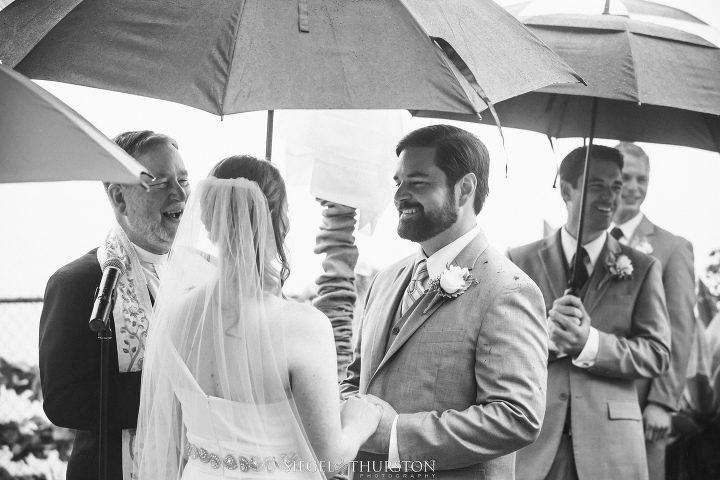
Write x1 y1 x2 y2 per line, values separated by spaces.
266 110 274 161
569 97 599 296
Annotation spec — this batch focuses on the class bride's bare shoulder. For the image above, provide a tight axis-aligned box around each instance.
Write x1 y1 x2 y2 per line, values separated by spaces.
270 297 333 342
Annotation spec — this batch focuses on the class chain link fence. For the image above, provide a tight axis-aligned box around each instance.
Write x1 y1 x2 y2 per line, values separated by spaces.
0 298 72 479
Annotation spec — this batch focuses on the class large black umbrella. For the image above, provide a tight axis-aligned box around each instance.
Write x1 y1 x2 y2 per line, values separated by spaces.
476 7 720 291
0 0 580 122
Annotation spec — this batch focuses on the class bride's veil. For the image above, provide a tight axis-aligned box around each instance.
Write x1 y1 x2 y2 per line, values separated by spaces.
134 177 323 479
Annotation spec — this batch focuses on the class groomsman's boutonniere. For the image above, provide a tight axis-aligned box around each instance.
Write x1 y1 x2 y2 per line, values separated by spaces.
423 264 478 313
606 253 634 280
633 238 654 255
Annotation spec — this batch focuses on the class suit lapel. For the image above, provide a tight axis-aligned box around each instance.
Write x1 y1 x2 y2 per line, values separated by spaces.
368 258 414 377
371 232 489 379
582 236 622 315
630 215 655 246
539 230 568 302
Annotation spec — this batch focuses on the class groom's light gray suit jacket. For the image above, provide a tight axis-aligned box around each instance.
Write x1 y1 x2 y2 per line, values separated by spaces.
340 232 548 479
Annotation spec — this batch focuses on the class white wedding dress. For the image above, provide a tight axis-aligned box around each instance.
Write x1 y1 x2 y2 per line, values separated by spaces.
134 178 324 480
166 344 313 480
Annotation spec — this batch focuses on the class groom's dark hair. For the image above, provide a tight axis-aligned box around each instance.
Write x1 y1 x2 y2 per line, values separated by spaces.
395 125 489 213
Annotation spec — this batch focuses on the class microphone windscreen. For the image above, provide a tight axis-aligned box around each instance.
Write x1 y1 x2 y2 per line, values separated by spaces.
102 257 126 275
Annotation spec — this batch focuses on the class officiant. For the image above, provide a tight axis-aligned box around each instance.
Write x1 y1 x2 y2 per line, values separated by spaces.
39 130 191 480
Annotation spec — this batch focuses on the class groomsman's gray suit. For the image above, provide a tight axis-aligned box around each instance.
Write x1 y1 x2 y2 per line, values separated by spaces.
508 231 671 480
341 231 548 480
627 216 696 480
629 216 695 412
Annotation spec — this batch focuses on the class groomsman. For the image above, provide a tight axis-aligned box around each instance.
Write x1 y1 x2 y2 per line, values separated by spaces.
611 142 696 480
341 125 548 479
39 131 190 480
508 145 671 480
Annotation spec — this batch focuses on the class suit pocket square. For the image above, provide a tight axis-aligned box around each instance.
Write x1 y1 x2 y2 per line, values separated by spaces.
607 401 642 421
420 330 465 343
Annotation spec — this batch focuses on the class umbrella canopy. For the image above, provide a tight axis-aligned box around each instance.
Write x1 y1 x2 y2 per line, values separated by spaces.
474 9 720 152
507 0 711 25
0 0 581 118
0 65 147 184
475 2 720 291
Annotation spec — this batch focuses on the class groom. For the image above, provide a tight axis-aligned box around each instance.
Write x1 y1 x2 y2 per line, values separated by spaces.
340 125 548 479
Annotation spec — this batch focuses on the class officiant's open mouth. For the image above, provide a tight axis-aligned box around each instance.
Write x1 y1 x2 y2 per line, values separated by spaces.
162 209 184 221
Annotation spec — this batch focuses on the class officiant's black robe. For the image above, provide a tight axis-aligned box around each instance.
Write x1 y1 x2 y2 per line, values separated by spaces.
39 249 142 480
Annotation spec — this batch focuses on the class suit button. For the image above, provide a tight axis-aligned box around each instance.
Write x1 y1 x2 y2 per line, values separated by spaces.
391 327 400 335
559 393 568 401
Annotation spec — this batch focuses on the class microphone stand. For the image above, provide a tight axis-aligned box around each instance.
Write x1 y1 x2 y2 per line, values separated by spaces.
97 289 116 480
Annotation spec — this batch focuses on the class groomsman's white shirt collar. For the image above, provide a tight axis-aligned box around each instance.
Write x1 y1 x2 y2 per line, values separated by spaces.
560 226 606 275
131 242 168 300
557 227 608 368
609 211 645 245
417 223 482 282
389 223 481 464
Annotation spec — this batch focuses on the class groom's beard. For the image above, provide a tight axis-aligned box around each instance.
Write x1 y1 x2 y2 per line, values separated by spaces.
397 191 458 243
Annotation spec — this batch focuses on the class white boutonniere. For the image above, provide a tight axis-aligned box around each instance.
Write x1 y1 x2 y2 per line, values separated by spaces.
606 252 634 280
423 264 478 313
633 238 654 255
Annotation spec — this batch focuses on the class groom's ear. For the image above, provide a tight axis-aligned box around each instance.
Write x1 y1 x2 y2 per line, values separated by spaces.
457 173 477 207
106 184 127 214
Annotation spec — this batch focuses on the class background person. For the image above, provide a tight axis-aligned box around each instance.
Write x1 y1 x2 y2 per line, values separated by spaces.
610 142 696 480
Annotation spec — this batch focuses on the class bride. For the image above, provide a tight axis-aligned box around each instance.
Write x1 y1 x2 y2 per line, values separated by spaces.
134 155 382 479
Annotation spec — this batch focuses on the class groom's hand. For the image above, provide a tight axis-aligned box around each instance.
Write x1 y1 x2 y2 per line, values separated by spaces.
360 394 397 454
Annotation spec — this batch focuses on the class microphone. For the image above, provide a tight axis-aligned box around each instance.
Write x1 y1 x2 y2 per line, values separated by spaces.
89 258 126 332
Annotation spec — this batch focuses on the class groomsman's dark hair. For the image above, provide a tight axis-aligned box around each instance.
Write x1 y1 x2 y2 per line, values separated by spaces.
559 145 624 188
395 124 489 213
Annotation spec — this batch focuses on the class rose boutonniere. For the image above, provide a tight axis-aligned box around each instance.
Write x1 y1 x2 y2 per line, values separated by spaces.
633 238 654 255
423 264 478 313
606 252 633 280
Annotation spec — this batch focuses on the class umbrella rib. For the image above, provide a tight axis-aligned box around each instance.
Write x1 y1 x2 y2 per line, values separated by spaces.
219 0 250 115
625 24 643 104
321 0 352 104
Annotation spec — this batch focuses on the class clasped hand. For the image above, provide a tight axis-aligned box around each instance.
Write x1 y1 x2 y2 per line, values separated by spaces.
341 394 397 454
548 292 591 357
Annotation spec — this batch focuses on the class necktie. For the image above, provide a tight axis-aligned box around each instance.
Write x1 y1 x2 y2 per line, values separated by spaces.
570 247 590 289
610 227 624 241
401 259 429 315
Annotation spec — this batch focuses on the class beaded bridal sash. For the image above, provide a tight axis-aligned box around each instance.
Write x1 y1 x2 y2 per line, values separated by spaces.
186 441 302 474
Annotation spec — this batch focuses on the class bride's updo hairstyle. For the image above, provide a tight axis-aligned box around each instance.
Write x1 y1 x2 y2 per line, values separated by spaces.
208 155 291 286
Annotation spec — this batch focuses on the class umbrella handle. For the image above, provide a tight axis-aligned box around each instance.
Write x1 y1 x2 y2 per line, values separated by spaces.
266 110 274 161
569 97 599 296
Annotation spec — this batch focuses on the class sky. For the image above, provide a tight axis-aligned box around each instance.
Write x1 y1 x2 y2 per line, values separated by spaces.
1 0 720 299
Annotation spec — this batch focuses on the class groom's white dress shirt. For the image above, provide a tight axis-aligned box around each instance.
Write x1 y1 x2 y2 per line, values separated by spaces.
132 242 168 300
388 223 481 464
